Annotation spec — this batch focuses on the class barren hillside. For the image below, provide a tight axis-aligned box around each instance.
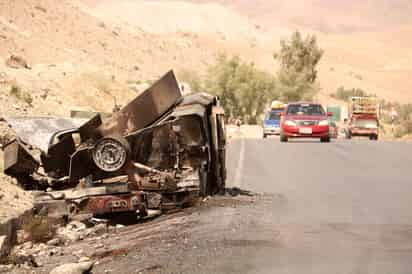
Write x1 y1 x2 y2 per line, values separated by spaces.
0 0 412 120
80 0 412 102
186 0 412 33
0 0 224 118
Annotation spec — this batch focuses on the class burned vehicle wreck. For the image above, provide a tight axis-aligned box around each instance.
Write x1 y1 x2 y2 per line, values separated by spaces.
3 71 226 219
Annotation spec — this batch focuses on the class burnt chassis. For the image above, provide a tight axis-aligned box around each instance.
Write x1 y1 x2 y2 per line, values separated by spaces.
3 72 226 219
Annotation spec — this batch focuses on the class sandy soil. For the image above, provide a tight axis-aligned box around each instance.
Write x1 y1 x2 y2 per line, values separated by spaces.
0 167 32 223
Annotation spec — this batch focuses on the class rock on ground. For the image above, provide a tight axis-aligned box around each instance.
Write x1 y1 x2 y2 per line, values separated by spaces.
0 235 10 259
49 262 94 274
0 173 33 224
5 55 31 70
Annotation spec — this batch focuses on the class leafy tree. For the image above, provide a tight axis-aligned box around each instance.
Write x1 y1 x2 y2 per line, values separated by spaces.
331 86 368 102
177 69 203 93
274 31 323 101
398 103 412 122
203 54 278 124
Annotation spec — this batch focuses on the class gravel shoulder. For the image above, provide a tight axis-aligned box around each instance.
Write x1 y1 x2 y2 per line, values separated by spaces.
7 194 266 274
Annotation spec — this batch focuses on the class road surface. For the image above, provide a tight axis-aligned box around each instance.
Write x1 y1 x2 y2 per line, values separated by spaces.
26 137 412 274
224 137 412 274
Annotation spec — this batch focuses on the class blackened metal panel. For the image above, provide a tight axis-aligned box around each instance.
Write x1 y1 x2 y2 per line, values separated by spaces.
5 117 87 152
41 135 76 177
179 92 215 107
69 147 93 182
99 70 182 137
78 114 103 142
3 140 40 176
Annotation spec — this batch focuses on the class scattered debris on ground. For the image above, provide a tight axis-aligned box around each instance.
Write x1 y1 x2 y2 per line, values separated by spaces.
0 121 16 149
0 173 33 221
0 193 260 273
5 55 31 70
225 187 254 197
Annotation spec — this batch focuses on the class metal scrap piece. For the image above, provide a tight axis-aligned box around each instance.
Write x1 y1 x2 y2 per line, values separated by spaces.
3 139 39 177
5 117 87 152
99 70 182 137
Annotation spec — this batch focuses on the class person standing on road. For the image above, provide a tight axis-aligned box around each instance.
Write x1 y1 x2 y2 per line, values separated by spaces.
343 118 350 138
235 117 242 128
390 106 398 133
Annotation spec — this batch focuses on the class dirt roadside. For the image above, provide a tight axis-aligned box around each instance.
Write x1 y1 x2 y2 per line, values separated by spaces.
4 193 268 274
0 149 33 223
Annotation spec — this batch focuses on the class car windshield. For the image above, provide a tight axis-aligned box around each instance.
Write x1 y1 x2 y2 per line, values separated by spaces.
287 104 325 116
266 112 281 120
353 119 378 127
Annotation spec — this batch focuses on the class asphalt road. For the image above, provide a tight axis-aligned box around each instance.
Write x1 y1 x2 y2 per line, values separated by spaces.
29 137 412 274
224 137 412 273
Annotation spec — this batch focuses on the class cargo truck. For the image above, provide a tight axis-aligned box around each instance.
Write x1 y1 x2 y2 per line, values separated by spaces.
347 96 380 140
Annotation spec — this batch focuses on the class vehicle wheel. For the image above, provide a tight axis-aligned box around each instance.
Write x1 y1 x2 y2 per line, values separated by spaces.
321 137 330 143
346 131 352 139
370 135 378 141
92 135 131 172
280 134 288 142
263 134 267 139
198 169 209 197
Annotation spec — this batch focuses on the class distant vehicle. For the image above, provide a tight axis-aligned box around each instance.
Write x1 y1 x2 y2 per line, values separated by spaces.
329 121 338 139
262 101 285 138
326 106 342 122
280 102 332 143
347 97 379 140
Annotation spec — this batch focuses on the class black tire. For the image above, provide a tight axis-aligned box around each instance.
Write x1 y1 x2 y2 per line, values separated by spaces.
370 135 378 141
198 169 209 197
263 134 267 139
321 137 330 143
280 134 288 142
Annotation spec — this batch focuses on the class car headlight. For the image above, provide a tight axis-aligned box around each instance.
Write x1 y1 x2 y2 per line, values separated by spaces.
318 120 329 126
284 120 296 126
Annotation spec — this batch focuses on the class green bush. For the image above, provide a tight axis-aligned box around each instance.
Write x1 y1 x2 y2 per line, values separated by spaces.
394 126 407 138
177 69 203 93
331 87 368 102
10 84 21 97
9 84 33 105
22 216 58 243
22 93 33 105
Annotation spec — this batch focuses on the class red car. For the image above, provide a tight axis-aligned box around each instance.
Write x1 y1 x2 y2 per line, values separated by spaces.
280 102 332 142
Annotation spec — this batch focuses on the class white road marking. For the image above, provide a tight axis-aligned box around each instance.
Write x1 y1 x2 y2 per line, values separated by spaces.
233 138 245 187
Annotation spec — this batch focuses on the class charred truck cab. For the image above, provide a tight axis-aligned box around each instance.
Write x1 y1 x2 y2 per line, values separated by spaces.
3 71 226 219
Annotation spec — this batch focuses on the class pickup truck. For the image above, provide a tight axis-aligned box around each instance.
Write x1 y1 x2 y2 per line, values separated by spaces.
3 71 227 219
